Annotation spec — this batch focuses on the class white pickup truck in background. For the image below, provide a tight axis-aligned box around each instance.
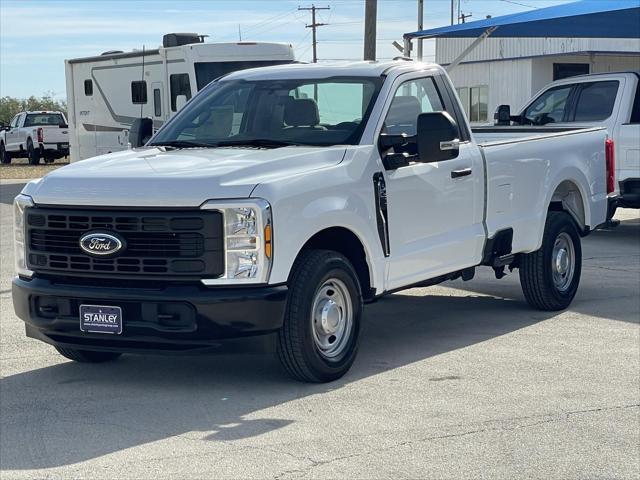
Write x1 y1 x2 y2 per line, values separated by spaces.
1 111 69 165
492 72 640 216
13 61 611 382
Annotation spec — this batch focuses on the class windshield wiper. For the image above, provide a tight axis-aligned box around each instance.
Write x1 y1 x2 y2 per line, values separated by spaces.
214 139 300 149
148 140 216 149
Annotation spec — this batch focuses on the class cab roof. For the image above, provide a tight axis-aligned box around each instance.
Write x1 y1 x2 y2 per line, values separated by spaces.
221 60 443 81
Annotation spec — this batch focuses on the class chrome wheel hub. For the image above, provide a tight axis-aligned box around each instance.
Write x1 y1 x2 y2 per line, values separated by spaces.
311 278 353 359
551 232 575 292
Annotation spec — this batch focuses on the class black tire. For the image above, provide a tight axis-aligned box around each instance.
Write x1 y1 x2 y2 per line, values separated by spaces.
55 346 122 363
27 139 40 165
277 249 363 383
519 211 582 311
0 142 10 164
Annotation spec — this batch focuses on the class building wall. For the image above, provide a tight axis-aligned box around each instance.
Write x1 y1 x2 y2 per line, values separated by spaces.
447 58 533 123
435 37 640 64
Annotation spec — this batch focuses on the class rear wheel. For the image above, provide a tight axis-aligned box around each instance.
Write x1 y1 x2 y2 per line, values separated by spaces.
27 139 40 165
519 211 582 311
55 346 122 363
0 142 10 164
277 250 363 383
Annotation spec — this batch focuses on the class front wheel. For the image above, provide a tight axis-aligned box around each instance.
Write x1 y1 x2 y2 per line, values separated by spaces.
519 211 582 311
277 250 363 383
55 346 122 363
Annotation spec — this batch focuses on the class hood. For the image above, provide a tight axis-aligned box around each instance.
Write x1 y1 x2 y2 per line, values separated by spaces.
24 146 347 207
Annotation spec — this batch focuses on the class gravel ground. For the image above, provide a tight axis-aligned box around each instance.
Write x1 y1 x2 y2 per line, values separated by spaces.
0 158 69 180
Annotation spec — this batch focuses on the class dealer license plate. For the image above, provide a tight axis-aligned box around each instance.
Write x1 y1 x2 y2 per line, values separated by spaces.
79 305 123 334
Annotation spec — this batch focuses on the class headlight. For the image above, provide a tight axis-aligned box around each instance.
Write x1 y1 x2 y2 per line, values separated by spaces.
200 199 272 285
13 194 34 278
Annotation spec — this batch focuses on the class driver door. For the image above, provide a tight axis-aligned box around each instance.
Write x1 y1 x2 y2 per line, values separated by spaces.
379 74 485 291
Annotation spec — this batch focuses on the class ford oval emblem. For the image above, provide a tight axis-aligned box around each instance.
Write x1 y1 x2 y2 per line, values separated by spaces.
79 232 124 257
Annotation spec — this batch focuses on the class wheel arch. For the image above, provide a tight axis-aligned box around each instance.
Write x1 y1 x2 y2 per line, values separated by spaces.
296 226 375 301
548 179 589 234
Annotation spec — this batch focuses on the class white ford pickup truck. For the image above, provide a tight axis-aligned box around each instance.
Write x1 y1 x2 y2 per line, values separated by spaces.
1 111 69 165
13 61 612 382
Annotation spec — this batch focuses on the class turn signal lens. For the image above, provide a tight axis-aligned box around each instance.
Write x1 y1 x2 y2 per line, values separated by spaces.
264 224 272 258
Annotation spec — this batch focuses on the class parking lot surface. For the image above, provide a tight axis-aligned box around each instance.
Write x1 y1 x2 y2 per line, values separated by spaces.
1 179 638 479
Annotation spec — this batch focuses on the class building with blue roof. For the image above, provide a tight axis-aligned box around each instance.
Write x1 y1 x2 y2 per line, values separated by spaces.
404 0 640 123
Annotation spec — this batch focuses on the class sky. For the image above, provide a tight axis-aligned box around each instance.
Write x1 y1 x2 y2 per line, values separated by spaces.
0 0 573 100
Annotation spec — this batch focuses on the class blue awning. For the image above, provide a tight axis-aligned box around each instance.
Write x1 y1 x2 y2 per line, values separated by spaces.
405 0 640 39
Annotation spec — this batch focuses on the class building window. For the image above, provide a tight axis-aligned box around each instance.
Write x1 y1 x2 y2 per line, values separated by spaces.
131 81 147 104
470 85 488 123
153 89 162 117
456 87 470 118
84 79 93 96
170 74 192 111
553 63 589 81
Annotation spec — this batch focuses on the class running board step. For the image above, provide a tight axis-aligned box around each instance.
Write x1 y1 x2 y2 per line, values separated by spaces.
492 254 515 268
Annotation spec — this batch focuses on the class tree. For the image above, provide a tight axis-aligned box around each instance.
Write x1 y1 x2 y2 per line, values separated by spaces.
0 92 67 125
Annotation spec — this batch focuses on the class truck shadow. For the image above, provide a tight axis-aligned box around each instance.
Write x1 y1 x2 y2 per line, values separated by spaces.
1 293 551 470
445 216 639 324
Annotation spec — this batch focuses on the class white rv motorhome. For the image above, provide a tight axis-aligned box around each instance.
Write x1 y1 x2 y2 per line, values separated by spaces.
65 33 295 162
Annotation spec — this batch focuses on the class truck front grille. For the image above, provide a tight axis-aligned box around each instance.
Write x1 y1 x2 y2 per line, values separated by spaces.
26 208 224 279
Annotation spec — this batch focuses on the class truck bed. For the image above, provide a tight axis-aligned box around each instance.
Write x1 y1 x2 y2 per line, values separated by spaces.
474 126 609 255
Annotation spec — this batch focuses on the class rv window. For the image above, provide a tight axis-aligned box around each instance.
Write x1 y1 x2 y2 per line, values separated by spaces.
194 61 292 90
154 89 162 117
170 74 192 111
131 81 147 104
632 82 640 124
84 79 93 96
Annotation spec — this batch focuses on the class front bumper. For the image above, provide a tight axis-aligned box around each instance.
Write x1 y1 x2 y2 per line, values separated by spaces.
12 276 287 354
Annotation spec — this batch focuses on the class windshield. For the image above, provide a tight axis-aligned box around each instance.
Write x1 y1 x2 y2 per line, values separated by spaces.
149 76 383 148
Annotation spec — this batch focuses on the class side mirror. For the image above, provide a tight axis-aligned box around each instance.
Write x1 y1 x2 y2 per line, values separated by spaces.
129 117 153 148
494 104 511 126
417 111 460 163
175 94 188 111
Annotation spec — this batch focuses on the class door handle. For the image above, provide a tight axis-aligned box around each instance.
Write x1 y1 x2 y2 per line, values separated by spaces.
451 168 472 179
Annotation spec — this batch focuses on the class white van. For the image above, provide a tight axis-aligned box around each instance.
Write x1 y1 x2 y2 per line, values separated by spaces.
64 33 295 162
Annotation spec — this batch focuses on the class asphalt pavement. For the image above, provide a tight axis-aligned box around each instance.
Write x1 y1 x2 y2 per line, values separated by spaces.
1 179 638 479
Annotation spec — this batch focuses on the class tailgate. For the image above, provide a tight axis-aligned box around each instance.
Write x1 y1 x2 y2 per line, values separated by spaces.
41 126 69 144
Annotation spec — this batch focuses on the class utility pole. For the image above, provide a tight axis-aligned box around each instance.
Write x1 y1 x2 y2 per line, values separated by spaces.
363 0 377 61
417 0 424 61
459 12 472 23
298 5 330 63
451 0 455 25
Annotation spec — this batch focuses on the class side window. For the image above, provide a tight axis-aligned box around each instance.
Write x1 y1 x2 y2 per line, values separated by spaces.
383 77 444 135
10 115 20 128
524 85 573 125
153 89 162 117
84 79 93 96
629 81 640 124
131 81 147 104
572 81 619 122
170 74 192 111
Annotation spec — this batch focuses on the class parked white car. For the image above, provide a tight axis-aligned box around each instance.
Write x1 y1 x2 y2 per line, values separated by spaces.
13 61 611 382
493 72 640 215
1 111 69 164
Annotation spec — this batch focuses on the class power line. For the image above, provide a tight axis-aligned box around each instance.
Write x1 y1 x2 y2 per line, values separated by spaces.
499 0 539 9
298 5 331 63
